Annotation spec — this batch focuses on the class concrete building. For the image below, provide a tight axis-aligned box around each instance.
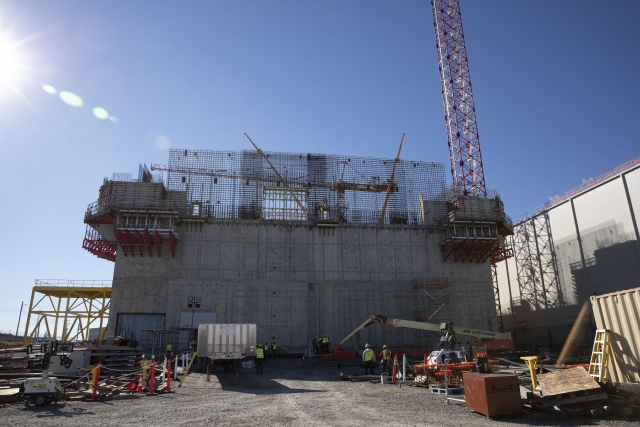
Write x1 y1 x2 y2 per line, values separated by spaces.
83 149 512 351
494 157 640 352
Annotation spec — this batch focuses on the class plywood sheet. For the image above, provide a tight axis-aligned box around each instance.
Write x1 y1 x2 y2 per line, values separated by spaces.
537 367 601 396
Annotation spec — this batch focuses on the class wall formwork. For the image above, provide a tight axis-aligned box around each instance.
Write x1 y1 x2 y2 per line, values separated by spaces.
108 220 497 350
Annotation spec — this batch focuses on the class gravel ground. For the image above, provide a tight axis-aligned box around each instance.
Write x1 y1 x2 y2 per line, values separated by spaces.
2 358 640 426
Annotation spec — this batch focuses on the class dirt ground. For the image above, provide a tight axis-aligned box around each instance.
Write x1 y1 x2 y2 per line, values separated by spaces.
2 358 640 426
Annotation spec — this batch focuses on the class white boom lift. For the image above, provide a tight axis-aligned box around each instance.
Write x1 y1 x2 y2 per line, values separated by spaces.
334 315 512 365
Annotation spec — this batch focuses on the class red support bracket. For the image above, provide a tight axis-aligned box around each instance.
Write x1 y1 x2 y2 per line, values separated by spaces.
115 229 128 257
133 230 145 257
154 230 162 258
168 231 176 258
142 229 153 257
123 230 135 257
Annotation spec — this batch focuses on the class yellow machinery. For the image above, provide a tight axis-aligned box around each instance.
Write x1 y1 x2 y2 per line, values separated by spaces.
179 352 198 388
520 355 551 392
22 280 111 345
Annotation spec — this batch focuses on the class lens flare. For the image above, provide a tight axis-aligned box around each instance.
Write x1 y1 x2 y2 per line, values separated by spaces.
109 115 119 123
41 84 57 94
59 91 83 107
155 135 171 149
92 107 109 119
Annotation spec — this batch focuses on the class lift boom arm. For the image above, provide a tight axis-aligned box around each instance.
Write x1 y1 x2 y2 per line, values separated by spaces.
336 314 511 349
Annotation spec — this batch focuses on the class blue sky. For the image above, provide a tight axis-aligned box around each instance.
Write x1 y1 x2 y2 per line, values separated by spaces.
0 0 638 334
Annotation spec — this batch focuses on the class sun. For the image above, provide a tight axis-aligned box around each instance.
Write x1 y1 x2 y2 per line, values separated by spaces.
0 38 21 85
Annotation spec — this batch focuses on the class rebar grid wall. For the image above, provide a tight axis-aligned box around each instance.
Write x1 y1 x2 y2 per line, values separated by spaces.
165 149 446 224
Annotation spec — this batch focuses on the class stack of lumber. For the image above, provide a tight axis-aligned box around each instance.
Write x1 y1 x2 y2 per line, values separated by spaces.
522 367 639 418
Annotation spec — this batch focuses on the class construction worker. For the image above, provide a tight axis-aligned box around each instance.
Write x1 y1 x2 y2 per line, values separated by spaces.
256 344 264 374
322 335 329 353
190 338 197 350
362 344 376 375
166 342 173 356
272 337 277 359
381 345 392 376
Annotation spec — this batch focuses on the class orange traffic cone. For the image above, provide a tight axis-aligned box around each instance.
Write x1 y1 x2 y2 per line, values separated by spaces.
137 374 143 393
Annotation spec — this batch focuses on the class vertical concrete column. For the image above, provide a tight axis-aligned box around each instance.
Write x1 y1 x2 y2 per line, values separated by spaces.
621 173 640 259
570 198 590 298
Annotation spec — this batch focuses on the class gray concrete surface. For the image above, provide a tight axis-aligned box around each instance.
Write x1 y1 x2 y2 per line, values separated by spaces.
3 359 639 426
108 221 497 350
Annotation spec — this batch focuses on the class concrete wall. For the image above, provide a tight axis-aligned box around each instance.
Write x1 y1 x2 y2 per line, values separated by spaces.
496 164 640 351
108 220 497 350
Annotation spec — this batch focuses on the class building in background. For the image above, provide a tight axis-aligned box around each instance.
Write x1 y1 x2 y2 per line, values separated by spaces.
495 157 640 352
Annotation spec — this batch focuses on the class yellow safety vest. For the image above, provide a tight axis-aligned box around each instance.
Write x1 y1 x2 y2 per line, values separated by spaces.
272 343 277 350
382 349 391 360
256 348 264 359
364 349 374 362
167 344 173 350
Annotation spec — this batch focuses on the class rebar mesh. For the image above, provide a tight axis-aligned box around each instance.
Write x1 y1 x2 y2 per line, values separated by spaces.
165 149 446 224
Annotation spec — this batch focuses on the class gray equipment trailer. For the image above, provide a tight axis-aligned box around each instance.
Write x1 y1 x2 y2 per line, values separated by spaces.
197 324 257 377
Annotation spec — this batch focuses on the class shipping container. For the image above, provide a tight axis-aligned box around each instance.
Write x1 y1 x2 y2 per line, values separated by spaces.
590 287 640 383
197 324 257 361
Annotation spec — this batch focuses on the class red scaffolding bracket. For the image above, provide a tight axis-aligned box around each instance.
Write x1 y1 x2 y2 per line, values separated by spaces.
122 230 135 257
83 226 117 262
142 229 153 257
133 230 145 257
115 229 129 257
168 231 176 258
153 230 162 257
442 239 500 263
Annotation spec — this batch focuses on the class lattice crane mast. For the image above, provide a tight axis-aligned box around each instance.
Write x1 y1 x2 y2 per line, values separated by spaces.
432 0 486 197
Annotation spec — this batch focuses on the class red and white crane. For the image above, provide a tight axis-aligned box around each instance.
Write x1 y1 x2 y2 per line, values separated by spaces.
431 0 486 197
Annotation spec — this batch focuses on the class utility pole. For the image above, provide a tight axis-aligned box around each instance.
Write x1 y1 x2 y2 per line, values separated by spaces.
15 301 24 337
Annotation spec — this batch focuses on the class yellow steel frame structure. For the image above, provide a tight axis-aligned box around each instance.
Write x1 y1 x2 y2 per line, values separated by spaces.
22 280 111 346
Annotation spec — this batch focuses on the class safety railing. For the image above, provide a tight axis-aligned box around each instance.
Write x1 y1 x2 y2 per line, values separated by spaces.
85 197 179 221
517 156 640 223
34 279 113 287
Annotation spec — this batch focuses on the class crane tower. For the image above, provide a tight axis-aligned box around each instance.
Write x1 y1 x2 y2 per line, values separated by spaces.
431 0 485 197
431 0 513 332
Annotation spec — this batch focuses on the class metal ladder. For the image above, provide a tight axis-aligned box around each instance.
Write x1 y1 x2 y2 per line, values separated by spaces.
588 329 610 383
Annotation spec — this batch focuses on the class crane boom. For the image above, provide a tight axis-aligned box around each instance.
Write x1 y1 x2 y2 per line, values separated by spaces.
379 316 511 341
379 133 404 223
432 0 487 197
336 314 511 349
244 133 308 217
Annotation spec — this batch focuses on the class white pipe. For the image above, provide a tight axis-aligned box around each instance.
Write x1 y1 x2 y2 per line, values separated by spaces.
402 354 406 384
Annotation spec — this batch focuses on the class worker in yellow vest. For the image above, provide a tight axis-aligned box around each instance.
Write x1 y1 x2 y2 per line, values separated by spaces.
272 338 277 359
362 343 376 375
166 342 173 356
256 344 264 374
381 345 392 376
